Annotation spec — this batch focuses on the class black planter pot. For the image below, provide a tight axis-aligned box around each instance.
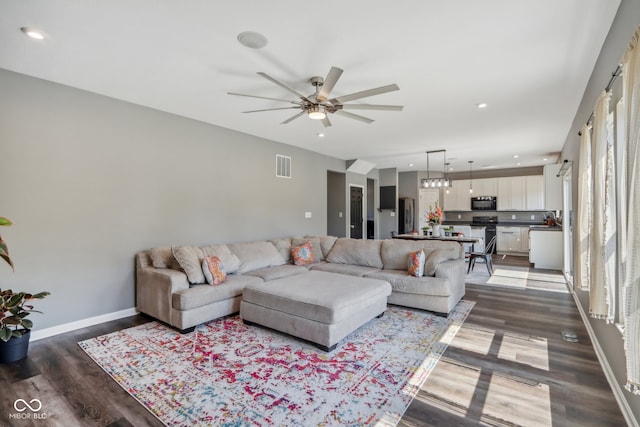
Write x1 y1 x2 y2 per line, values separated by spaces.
0 330 31 363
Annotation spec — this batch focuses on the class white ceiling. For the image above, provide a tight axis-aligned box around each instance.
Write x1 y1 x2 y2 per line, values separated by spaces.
0 1 621 174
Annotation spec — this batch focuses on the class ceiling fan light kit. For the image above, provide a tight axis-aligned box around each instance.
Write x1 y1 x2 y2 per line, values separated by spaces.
229 66 403 127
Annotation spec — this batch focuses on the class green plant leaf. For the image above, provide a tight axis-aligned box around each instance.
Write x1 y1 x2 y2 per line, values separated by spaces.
0 327 12 342
0 237 14 270
0 217 12 227
21 319 33 329
30 292 50 299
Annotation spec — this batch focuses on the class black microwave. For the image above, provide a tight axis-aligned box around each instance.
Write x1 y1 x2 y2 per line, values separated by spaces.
471 196 497 211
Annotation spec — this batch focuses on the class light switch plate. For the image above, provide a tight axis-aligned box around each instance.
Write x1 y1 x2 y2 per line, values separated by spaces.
458 214 461 219
512 214 516 219
390 212 395 217
305 212 312 218
339 212 343 218
531 214 535 220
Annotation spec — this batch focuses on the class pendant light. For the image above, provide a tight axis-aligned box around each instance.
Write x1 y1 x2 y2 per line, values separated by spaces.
421 150 452 189
468 160 474 194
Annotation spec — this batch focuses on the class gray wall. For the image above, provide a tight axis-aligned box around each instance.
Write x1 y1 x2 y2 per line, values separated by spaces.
560 0 640 421
0 69 345 330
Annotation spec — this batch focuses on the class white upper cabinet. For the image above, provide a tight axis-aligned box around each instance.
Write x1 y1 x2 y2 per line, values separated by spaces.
498 176 526 210
544 164 562 210
525 175 544 210
472 178 498 197
443 179 470 210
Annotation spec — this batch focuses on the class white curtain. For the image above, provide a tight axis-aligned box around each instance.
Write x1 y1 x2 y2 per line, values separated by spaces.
589 91 615 322
622 26 640 395
576 124 592 290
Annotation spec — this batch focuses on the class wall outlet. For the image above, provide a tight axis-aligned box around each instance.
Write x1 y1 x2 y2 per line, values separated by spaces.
531 214 535 220
390 211 395 217
512 214 516 219
339 212 343 218
305 212 312 218
458 214 461 219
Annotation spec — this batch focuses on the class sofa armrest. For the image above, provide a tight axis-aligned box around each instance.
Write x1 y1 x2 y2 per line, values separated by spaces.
136 252 190 326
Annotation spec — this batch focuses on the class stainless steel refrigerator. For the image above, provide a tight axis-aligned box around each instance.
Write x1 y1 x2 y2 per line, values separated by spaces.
398 197 415 234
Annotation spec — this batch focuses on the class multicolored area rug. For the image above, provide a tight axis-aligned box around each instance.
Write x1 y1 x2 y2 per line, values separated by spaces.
79 300 474 427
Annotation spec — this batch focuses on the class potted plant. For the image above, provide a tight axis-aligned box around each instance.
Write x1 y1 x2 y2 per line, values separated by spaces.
0 217 49 363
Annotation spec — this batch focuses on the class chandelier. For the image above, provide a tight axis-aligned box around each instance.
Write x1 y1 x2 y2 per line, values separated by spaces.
421 150 452 189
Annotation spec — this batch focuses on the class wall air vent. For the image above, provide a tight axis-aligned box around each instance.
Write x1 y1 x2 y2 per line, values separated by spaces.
276 154 292 178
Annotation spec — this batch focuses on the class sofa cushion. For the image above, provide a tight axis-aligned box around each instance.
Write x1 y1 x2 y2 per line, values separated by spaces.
202 256 226 285
325 238 383 268
381 239 429 270
291 241 315 265
363 270 452 297
420 241 463 260
310 262 381 277
292 236 323 263
201 244 241 274
244 264 309 281
305 235 338 260
228 241 286 274
172 274 262 311
269 238 292 263
172 245 205 284
407 250 425 277
150 246 182 270
425 247 460 276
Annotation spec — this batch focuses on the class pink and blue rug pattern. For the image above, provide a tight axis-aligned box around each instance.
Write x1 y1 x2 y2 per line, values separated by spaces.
79 300 474 426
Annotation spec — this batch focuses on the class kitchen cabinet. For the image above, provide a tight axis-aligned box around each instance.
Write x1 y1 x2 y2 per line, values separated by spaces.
497 177 526 210
544 164 562 211
529 229 562 269
525 175 544 209
497 175 544 210
472 178 498 197
496 226 528 254
443 179 470 210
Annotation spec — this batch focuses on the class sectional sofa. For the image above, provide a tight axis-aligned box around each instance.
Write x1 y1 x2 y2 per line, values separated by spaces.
135 236 466 349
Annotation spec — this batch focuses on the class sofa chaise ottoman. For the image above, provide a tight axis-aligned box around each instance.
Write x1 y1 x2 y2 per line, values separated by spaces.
240 270 392 351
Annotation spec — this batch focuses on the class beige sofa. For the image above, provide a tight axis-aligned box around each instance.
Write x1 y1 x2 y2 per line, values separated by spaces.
135 236 466 334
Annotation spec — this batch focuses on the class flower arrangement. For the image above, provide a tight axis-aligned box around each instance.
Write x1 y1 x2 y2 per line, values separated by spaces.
426 202 443 225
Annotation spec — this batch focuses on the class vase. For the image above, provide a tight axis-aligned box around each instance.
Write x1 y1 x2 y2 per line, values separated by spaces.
0 330 31 364
432 225 441 237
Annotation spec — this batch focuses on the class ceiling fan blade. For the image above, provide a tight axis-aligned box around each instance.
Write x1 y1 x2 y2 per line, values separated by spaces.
321 116 332 128
316 66 343 101
228 92 300 104
341 104 404 111
242 107 301 113
332 84 400 104
257 72 312 103
281 111 306 124
335 110 374 124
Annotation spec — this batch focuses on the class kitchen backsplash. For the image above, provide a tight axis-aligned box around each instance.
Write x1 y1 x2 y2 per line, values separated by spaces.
444 210 560 224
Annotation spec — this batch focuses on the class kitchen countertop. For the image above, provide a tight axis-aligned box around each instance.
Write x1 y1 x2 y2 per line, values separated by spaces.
443 220 561 229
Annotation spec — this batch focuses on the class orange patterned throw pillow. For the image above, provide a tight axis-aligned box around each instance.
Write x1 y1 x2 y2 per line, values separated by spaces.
407 249 425 277
202 256 226 285
291 241 314 266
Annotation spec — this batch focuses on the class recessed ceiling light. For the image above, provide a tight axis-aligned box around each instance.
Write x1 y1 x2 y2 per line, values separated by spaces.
482 165 497 169
543 157 548 161
20 27 45 40
317 132 325 138
476 103 488 109
513 154 519 159
237 31 268 49
408 163 414 167
516 162 521 166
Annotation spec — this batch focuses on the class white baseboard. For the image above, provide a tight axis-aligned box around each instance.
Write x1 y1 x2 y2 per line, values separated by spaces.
30 307 139 342
571 291 638 427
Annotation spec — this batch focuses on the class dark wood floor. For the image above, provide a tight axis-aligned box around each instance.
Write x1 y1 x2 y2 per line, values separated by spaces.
0 257 627 426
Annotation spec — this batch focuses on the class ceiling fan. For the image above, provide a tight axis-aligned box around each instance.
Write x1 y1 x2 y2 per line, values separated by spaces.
228 66 403 127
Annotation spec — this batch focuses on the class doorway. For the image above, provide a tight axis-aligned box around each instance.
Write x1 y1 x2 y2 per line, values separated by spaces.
350 185 364 239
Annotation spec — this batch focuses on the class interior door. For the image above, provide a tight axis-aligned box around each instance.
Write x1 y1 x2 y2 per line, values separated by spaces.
350 186 364 239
